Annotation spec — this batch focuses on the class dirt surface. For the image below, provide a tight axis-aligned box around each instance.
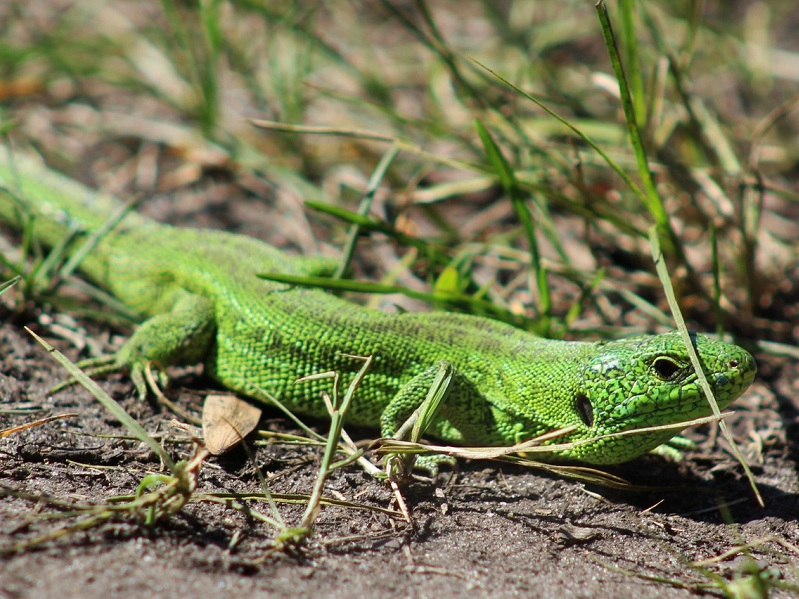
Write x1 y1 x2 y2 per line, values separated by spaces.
1 224 798 599
0 325 797 599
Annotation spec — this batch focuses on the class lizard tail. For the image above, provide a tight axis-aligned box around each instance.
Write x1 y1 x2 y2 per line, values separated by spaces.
0 148 152 280
0 149 147 233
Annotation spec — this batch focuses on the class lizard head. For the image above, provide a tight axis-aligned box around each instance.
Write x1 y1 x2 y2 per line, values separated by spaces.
560 331 756 464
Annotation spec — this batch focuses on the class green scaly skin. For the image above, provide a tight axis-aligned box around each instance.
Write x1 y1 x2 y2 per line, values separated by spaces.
0 152 757 465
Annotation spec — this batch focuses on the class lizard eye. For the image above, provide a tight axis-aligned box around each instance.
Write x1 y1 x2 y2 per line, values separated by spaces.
652 357 681 381
575 393 594 428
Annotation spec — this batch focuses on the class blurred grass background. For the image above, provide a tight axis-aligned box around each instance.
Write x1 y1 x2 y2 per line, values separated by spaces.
1 0 798 349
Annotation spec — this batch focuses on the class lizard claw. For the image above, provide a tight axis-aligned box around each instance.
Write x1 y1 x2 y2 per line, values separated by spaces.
48 355 118 395
48 353 171 406
131 359 172 402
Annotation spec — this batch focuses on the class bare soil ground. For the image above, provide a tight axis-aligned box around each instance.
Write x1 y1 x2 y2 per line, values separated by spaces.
1 215 798 598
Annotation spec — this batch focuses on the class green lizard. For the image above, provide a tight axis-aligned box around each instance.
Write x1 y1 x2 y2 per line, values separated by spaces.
0 151 756 465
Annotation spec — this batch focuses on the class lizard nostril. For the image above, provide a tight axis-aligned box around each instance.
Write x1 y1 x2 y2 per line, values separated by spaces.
729 359 739 368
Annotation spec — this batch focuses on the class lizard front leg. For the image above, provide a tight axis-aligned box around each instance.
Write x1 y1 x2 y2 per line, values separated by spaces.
116 292 215 398
380 361 491 474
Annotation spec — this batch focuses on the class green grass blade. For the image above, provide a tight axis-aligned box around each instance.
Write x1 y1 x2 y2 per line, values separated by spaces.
648 227 762 507
618 0 645 126
475 118 550 321
595 1 667 231
334 142 400 279
0 275 20 296
411 361 453 443
470 58 648 222
304 200 450 267
25 327 176 472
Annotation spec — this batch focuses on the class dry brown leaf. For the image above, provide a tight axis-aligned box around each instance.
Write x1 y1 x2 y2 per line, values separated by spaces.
201 394 262 455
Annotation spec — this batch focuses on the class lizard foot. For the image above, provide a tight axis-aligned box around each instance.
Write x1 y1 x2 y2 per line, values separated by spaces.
414 453 457 476
650 435 697 461
384 451 456 479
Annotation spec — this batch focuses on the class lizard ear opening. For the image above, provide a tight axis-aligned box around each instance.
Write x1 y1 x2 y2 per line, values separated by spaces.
575 393 594 428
